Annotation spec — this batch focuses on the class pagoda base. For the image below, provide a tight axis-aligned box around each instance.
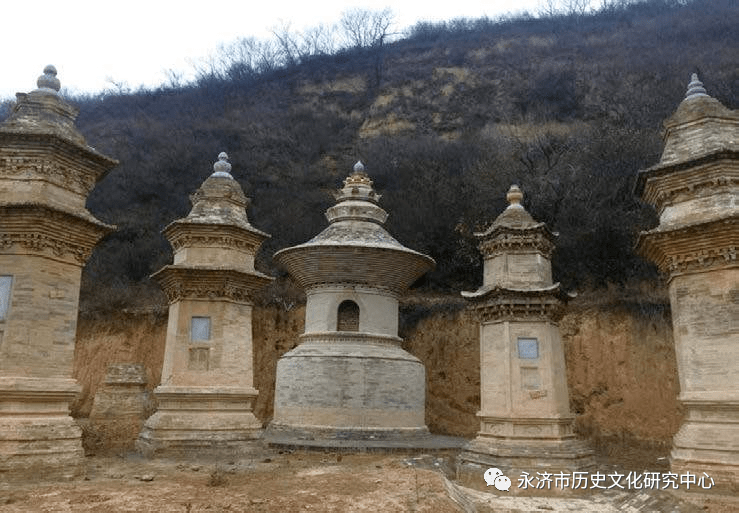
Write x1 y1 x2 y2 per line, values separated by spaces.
265 422 435 450
266 332 428 448
0 377 84 484
457 419 595 492
137 386 262 459
669 398 739 491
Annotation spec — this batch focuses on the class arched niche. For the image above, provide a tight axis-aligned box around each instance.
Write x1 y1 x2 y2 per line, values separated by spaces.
337 300 360 331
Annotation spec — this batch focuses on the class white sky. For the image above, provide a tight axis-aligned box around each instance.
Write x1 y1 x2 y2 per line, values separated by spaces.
1 0 549 100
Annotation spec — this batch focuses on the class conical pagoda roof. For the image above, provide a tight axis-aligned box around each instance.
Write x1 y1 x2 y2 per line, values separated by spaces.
152 153 273 301
274 162 435 292
0 65 117 167
635 73 739 199
162 152 269 247
634 74 738 277
474 185 555 250
0 65 116 254
463 185 568 311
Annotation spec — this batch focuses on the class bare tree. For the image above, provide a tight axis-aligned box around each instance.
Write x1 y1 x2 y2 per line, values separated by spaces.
302 23 338 56
194 37 282 82
564 0 595 16
538 0 563 18
272 21 303 67
339 8 394 49
538 0 600 18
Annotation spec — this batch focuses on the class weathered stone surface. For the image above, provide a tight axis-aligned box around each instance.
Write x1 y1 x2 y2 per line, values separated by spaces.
271 332 426 432
635 74 739 489
0 66 116 483
139 153 271 458
89 363 149 453
0 377 84 483
266 162 435 446
458 185 594 485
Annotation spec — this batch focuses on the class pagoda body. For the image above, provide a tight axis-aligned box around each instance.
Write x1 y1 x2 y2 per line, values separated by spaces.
635 75 738 488
266 162 435 446
138 153 272 458
0 67 117 481
458 186 594 487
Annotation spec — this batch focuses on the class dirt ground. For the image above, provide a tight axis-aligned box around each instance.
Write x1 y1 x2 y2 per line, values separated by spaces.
2 448 737 512
1 451 461 513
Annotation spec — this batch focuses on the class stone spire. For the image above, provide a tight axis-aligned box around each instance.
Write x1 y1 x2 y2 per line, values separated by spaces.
636 73 739 214
331 161 381 204
1 65 97 150
652 72 737 167
36 64 61 93
684 73 708 100
489 184 540 230
506 184 523 205
326 161 387 225
469 185 556 291
183 152 257 231
161 152 268 273
211 151 233 178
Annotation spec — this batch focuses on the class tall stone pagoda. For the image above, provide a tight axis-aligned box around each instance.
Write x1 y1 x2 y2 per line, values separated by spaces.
266 162 435 446
138 152 272 457
635 74 738 488
0 66 117 481
457 185 594 487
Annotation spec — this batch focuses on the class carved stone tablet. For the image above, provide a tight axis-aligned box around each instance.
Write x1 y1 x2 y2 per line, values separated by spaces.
517 337 539 359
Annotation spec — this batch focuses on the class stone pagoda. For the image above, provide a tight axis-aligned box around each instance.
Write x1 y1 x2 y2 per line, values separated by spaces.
0 66 117 481
138 152 272 458
635 74 738 488
266 162 435 447
457 185 594 488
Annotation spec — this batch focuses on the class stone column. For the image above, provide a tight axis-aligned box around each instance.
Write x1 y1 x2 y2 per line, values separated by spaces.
635 74 738 488
457 185 594 489
0 66 117 482
138 153 272 458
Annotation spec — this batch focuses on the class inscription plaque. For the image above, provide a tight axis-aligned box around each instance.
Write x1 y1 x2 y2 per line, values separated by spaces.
188 347 210 370
191 316 211 341
518 337 539 359
0 276 12 321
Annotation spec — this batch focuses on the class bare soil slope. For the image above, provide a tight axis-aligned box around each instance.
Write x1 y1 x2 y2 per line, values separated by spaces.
73 295 680 450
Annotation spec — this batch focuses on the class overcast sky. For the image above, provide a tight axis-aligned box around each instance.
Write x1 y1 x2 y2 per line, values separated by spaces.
1 0 554 100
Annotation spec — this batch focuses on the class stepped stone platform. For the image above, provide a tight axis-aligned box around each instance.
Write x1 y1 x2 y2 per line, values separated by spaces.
265 426 466 452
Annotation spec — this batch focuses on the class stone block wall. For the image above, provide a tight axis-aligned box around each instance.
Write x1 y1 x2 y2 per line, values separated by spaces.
0 254 81 378
272 334 425 430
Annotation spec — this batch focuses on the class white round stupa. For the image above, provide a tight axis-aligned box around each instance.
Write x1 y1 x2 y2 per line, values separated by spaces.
267 162 435 446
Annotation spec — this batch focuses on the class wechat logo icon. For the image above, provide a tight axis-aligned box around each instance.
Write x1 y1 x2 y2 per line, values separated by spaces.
483 467 511 492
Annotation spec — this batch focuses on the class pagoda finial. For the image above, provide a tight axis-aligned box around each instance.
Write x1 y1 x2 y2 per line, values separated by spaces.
212 151 233 178
506 184 524 208
342 161 373 190
36 65 61 93
685 73 708 100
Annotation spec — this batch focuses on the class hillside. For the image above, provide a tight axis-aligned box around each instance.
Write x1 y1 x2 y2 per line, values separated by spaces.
3 0 736 311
